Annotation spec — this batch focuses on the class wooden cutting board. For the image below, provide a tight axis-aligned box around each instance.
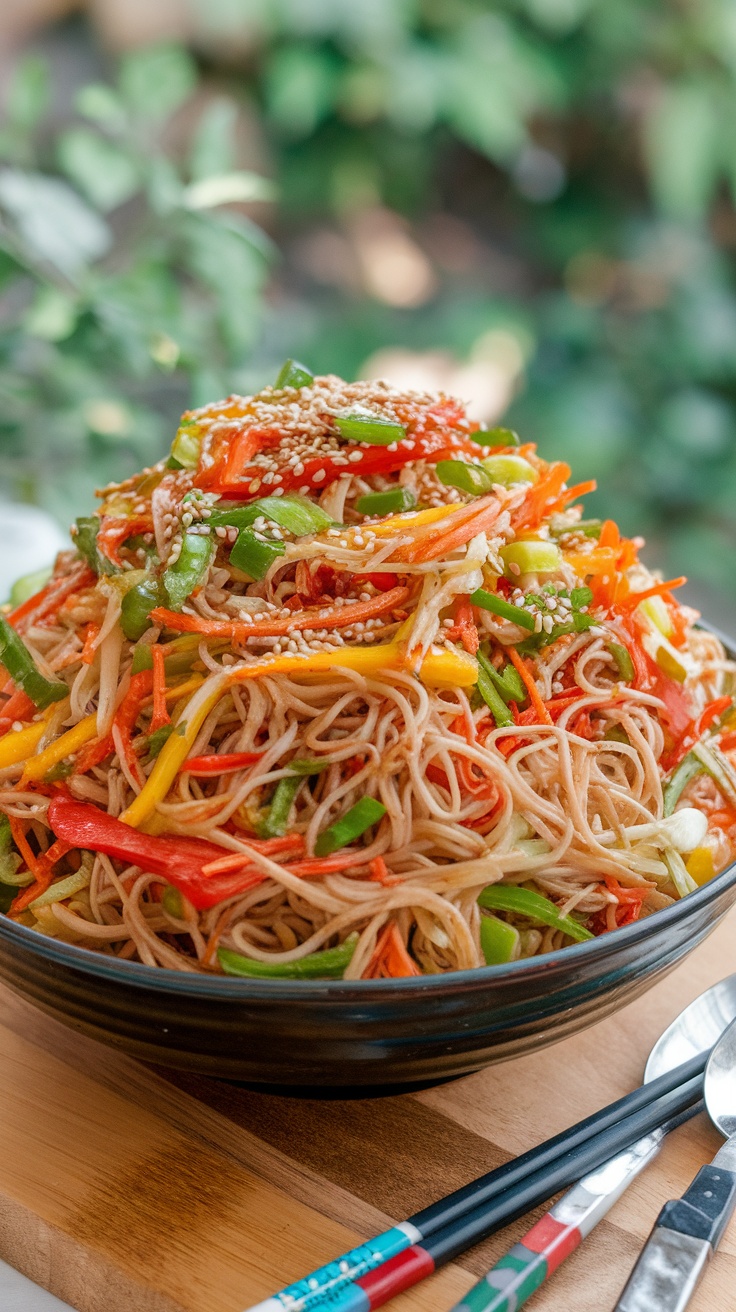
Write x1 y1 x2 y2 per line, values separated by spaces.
1 913 735 1312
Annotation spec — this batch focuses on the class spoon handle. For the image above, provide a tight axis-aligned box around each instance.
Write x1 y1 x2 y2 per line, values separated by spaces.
613 1140 736 1312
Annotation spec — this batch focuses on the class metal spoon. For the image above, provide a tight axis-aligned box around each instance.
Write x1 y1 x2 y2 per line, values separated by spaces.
615 1007 736 1311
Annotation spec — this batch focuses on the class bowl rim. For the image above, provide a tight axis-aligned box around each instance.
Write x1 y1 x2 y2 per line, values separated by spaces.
1 855 735 1000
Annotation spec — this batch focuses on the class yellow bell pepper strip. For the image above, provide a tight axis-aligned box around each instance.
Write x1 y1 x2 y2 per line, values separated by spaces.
0 715 50 770
686 847 716 886
120 672 231 828
22 713 98 782
362 504 460 538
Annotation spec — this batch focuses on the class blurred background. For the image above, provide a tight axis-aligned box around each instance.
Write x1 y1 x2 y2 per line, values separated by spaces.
0 0 735 622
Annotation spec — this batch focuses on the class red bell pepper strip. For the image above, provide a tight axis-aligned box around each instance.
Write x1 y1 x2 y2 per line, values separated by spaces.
444 595 480 655
665 695 733 772
206 428 482 501
46 797 305 911
0 686 38 734
97 515 154 569
183 751 265 776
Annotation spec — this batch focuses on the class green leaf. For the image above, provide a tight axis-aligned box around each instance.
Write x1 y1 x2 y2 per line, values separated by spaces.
188 98 238 181
644 82 720 221
57 128 139 212
264 46 337 138
0 169 111 276
23 287 78 341
75 83 126 128
183 172 276 210
119 44 197 121
7 56 49 132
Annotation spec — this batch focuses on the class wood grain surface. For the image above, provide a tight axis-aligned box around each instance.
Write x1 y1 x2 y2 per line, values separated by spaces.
0 911 735 1312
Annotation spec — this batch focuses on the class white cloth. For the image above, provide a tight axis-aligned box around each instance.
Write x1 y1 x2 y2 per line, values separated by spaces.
0 1259 76 1310
0 503 67 601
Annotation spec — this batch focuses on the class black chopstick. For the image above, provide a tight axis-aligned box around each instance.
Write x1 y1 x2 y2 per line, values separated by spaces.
246 1050 708 1312
413 1048 709 1238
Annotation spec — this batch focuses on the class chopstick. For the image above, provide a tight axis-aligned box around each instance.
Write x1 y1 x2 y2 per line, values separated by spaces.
445 1098 706 1312
245 1051 709 1312
310 1077 705 1312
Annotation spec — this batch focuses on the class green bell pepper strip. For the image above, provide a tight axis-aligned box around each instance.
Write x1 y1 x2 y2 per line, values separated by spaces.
315 797 387 857
500 541 561 576
0 615 68 709
480 914 520 964
334 414 407 445
275 358 314 389
691 740 736 806
470 588 536 631
663 752 704 817
209 495 332 537
162 885 185 918
477 885 594 943
355 487 417 516
146 723 181 760
0 816 24 901
470 426 520 448
550 519 602 540
9 566 53 609
230 529 285 581
288 758 330 775
121 577 165 641
436 460 493 496
163 533 215 611
608 642 635 683
257 775 304 839
73 516 117 576
477 649 527 704
476 668 514 728
604 724 630 745
218 932 359 979
481 454 538 487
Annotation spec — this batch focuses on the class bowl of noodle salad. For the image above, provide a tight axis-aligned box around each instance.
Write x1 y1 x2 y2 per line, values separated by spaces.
1 360 736 1087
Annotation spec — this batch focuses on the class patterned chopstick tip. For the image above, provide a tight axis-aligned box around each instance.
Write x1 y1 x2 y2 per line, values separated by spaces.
245 1224 421 1312
454 1216 582 1312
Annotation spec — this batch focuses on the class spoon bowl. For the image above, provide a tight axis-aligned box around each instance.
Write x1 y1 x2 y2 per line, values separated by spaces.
705 1018 736 1141
645 973 736 1083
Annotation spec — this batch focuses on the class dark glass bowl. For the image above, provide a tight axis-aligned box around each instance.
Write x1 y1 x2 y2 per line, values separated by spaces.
0 858 734 1089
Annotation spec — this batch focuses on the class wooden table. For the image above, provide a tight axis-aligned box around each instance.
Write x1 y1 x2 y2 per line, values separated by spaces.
1 912 734 1312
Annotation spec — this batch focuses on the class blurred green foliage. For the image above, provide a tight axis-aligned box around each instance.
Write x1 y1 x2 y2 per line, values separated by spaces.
1 0 736 609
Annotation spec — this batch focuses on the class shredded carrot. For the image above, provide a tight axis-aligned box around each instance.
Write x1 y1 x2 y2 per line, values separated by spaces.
183 750 264 776
369 856 401 886
398 496 503 564
619 578 687 610
9 563 95 631
511 462 571 532
8 817 47 881
445 596 480 655
96 515 154 569
150 646 170 734
719 733 736 754
507 648 553 726
201 906 232 967
149 585 411 641
598 519 620 550
81 623 100 664
363 922 421 978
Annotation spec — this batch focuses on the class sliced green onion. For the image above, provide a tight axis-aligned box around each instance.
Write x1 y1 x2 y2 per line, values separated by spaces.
146 723 181 759
0 817 24 899
258 775 304 839
500 541 561 577
551 519 602 540
604 724 631 745
481 455 538 486
315 797 387 857
571 586 594 608
274 359 314 390
436 460 493 496
663 848 697 898
162 886 185 918
480 914 521 964
471 426 520 448
355 487 417 516
29 867 92 911
121 577 165 641
209 495 332 537
470 588 536 632
169 418 201 470
477 668 514 727
477 649 527 704
230 529 285 581
608 642 635 683
8 566 53 609
163 532 215 611
334 414 406 446
691 741 736 807
0 615 68 709
218 932 359 979
288 758 330 775
663 752 704 817
477 884 594 943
